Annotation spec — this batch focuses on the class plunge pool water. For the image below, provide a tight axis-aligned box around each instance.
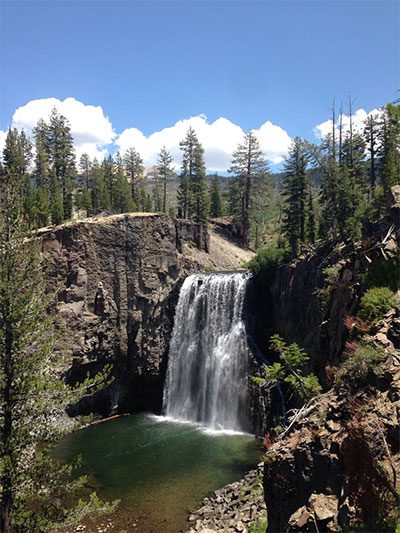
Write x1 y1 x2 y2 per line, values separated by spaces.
58 413 260 532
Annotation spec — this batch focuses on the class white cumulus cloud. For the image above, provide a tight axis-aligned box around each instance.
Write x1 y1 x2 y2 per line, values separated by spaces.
1 98 292 171
116 115 292 171
0 130 7 157
3 97 116 160
314 107 382 140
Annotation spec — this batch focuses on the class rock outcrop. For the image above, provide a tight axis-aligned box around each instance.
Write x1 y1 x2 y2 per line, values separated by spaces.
270 217 398 375
263 321 400 531
186 463 268 533
37 213 247 416
261 215 400 531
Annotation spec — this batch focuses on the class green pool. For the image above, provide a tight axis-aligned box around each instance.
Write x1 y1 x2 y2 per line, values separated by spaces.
58 413 260 532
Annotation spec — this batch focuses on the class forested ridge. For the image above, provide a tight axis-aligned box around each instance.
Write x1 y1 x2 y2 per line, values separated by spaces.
2 100 399 255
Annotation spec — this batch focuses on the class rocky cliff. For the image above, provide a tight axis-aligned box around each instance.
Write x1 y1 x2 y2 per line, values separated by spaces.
260 190 400 531
38 213 251 417
263 305 400 531
268 216 398 377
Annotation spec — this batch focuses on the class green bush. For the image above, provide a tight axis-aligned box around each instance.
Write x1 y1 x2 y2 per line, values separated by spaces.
264 334 322 402
248 517 268 533
338 342 387 385
358 287 396 324
246 246 289 283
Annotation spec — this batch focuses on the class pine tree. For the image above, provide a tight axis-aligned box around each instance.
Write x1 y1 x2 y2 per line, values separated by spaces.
178 127 208 219
2 128 33 225
157 146 174 213
113 166 135 213
50 170 63 225
144 191 153 212
306 186 316 245
79 153 92 190
363 113 380 194
338 131 366 239
76 153 93 216
35 185 50 227
136 187 151 212
210 174 223 217
227 176 241 220
177 172 191 218
178 128 196 218
308 103 352 241
0 166 116 531
102 155 116 206
228 130 267 247
2 128 32 180
33 120 51 226
380 103 400 195
123 147 144 206
47 108 76 221
191 137 208 219
91 159 111 213
33 119 50 189
282 137 309 255
152 174 162 212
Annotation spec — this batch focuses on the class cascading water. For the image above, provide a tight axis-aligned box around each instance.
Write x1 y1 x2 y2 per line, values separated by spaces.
163 272 251 433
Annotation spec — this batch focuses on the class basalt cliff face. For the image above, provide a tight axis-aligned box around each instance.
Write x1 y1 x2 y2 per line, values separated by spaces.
260 190 400 532
38 213 213 416
269 187 399 375
264 307 400 532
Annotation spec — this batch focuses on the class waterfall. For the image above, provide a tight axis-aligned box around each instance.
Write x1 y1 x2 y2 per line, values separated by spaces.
163 272 251 433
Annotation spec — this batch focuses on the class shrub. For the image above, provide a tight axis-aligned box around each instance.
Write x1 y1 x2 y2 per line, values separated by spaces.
248 517 268 533
264 334 322 402
358 287 396 324
337 342 387 386
246 246 289 283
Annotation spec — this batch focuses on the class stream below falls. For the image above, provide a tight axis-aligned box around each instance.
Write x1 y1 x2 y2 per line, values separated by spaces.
58 413 260 532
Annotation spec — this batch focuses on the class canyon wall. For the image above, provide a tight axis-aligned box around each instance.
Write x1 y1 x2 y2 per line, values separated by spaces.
38 214 210 415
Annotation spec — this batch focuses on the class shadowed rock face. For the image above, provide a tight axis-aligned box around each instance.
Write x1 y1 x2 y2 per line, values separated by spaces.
38 214 210 416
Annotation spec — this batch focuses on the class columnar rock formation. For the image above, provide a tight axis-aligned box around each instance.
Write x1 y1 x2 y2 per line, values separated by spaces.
38 214 211 415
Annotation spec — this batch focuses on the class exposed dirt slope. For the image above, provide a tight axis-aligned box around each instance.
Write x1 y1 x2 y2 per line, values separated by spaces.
182 221 255 271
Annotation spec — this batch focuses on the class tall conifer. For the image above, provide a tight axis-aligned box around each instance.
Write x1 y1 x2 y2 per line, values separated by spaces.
228 130 267 247
157 146 174 213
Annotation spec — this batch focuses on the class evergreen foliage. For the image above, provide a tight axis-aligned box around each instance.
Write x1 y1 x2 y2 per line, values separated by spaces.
228 130 268 247
33 119 50 190
1 98 398 244
358 287 396 324
361 256 400 292
177 127 208 219
123 147 144 207
246 246 288 283
254 335 321 403
267 335 322 402
209 174 223 217
157 146 174 213
337 342 387 386
47 108 76 221
380 103 400 196
0 166 116 531
282 138 310 255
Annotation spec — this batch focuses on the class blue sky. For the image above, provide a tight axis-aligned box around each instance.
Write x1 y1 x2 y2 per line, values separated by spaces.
0 0 399 170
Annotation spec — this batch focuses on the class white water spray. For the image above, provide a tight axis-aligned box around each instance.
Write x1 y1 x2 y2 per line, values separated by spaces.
163 272 251 432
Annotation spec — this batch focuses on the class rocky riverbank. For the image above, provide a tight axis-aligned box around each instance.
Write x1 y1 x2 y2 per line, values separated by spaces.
185 463 268 533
